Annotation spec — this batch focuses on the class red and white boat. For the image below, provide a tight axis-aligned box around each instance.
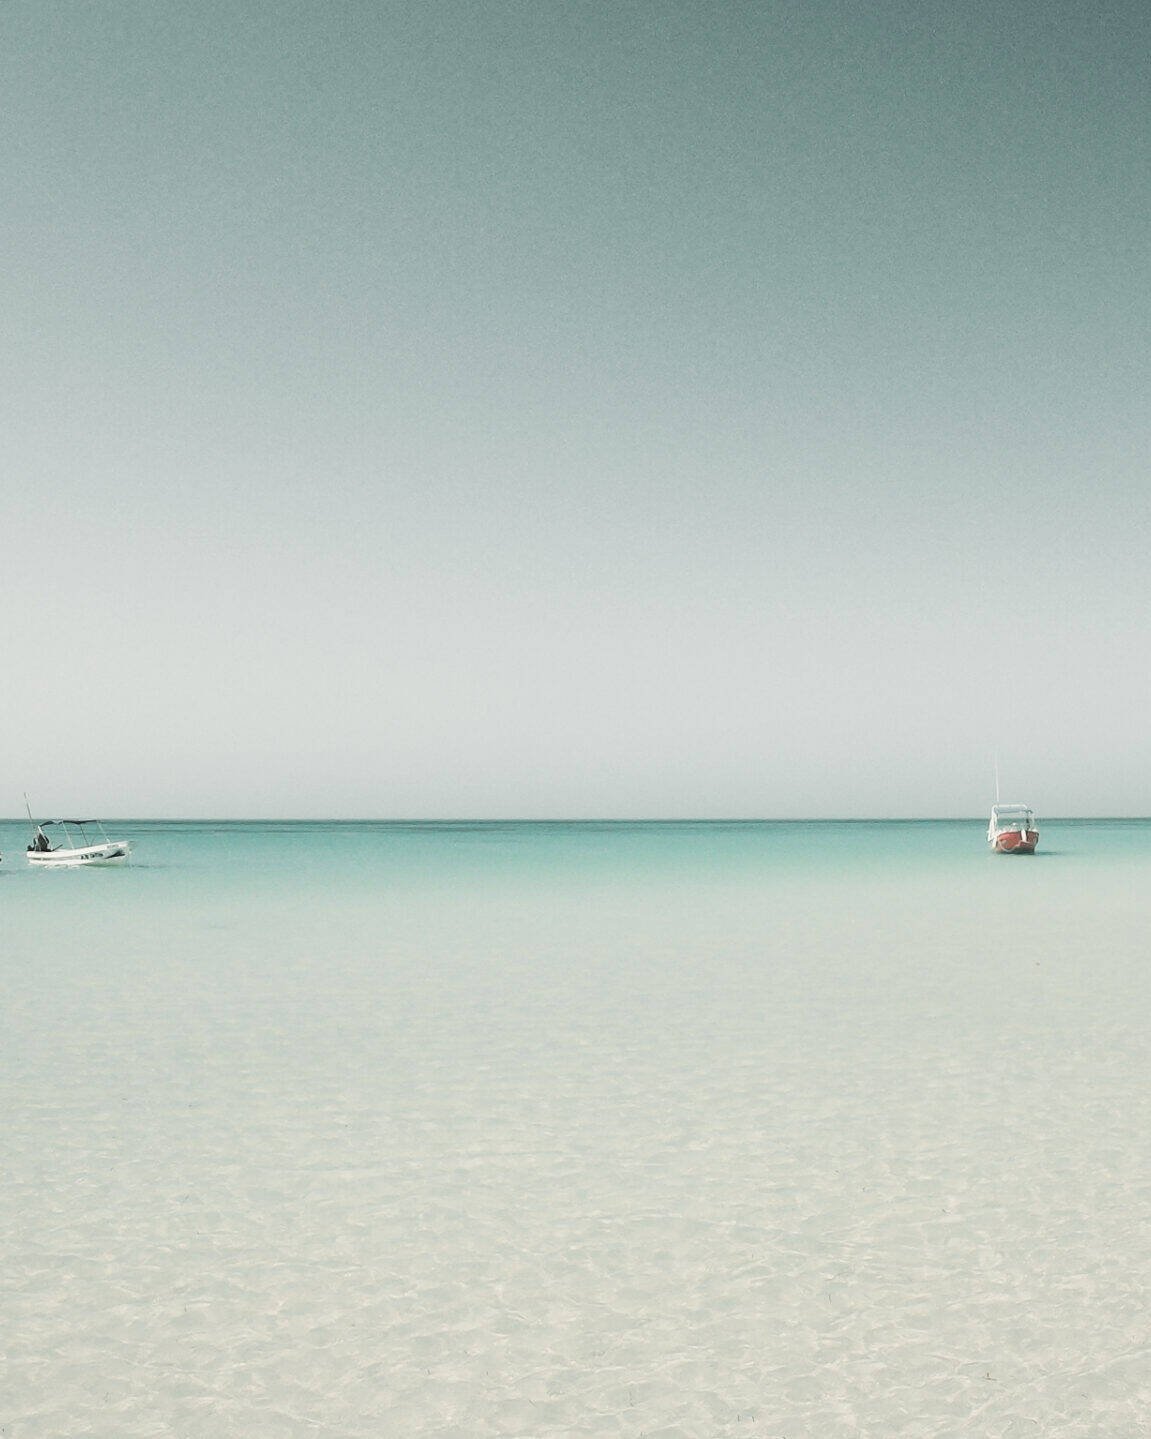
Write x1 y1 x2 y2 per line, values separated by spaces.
988 803 1039 854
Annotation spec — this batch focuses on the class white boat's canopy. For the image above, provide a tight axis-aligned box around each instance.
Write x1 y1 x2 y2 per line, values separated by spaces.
990 804 1035 824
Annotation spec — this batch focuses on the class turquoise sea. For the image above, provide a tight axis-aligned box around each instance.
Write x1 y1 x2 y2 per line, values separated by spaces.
4 820 1151 1437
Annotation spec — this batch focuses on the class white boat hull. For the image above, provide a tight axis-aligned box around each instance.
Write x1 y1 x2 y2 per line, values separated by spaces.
28 841 132 867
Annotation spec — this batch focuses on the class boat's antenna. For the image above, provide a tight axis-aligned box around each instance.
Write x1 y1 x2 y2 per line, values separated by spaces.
23 792 37 840
994 755 1001 804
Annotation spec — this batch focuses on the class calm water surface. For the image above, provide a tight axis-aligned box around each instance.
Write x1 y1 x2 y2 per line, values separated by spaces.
3 820 1150 1437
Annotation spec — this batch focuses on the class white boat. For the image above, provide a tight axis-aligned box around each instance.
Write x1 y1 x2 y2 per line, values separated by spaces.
27 818 133 866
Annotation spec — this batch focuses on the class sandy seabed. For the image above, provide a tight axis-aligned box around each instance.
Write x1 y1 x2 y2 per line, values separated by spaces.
3 858 1151 1437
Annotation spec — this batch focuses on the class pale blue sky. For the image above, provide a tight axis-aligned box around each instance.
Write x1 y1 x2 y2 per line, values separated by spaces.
2 1 1147 816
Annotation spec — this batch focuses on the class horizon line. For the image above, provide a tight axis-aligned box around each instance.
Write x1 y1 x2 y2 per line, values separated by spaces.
4 815 1151 825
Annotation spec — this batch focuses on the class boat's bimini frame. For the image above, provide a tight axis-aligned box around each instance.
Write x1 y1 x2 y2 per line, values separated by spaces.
27 818 132 866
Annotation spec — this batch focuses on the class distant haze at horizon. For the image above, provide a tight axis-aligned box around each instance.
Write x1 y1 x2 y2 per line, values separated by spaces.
3 2 1147 820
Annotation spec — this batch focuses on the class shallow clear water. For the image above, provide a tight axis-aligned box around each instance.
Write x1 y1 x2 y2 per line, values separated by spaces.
3 820 1151 1436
